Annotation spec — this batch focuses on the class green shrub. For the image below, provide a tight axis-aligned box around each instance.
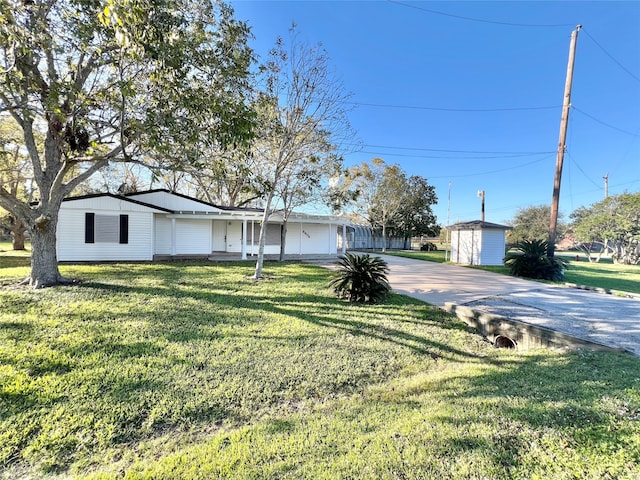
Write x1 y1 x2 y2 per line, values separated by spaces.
503 239 567 281
329 253 391 303
420 242 437 251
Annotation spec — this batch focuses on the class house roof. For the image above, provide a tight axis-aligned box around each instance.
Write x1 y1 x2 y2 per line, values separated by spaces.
61 192 174 213
447 220 512 231
124 189 231 210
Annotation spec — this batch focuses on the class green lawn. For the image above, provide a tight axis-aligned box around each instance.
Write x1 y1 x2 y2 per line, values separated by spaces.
559 254 640 295
1 256 639 478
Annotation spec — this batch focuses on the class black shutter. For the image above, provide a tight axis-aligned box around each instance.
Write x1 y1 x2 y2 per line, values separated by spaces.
119 215 129 244
85 213 95 243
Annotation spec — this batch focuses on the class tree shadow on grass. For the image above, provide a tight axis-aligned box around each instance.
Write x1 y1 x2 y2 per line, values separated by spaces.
367 349 640 477
73 277 495 365
0 253 31 269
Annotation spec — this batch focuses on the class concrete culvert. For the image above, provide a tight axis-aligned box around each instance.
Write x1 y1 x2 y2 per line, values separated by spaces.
494 335 517 349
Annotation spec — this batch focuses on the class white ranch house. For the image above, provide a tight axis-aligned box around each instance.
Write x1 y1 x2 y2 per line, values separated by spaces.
57 190 350 262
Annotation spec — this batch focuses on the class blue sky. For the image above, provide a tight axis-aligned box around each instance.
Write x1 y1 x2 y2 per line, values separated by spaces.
230 1 640 226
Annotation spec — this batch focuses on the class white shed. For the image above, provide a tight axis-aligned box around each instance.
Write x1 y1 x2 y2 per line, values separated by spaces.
448 221 512 266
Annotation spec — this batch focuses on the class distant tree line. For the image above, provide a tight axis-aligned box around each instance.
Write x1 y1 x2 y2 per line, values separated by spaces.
508 192 640 265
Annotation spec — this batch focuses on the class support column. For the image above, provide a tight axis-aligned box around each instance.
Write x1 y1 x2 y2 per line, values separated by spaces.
342 224 347 254
170 218 177 256
241 219 247 260
299 224 303 255
251 221 255 256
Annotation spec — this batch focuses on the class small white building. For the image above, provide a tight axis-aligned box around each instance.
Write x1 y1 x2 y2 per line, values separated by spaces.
57 190 350 262
448 220 512 266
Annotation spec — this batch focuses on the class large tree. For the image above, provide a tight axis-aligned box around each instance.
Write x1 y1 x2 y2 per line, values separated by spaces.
179 149 262 207
571 192 640 265
348 158 407 252
394 175 439 248
0 115 34 249
251 28 352 278
508 204 566 244
0 0 254 287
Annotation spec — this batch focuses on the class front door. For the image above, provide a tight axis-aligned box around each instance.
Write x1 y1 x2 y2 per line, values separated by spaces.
226 221 243 252
212 220 226 252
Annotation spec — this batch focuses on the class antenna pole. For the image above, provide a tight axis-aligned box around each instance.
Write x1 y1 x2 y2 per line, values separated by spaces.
548 24 581 257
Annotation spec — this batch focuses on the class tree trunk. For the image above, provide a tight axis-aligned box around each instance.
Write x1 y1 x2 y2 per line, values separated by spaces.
11 216 27 250
28 213 64 288
254 190 275 279
279 220 288 262
381 224 386 253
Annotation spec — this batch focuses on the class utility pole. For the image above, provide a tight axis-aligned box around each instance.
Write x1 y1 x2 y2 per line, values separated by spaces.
477 190 485 222
445 181 451 261
603 173 609 198
548 24 581 257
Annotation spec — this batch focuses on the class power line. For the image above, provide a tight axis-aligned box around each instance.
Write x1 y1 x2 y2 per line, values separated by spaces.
566 151 602 190
426 155 553 179
582 28 640 84
356 143 555 155
387 0 575 28
359 151 551 160
572 106 640 137
348 101 561 112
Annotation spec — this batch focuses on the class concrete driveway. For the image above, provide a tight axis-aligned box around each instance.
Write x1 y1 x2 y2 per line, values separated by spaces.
371 254 640 356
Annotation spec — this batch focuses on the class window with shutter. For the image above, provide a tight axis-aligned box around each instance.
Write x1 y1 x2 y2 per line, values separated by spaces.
85 213 129 244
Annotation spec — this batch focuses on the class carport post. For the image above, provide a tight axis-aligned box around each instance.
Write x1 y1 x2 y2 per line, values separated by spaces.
342 224 347 254
241 219 247 260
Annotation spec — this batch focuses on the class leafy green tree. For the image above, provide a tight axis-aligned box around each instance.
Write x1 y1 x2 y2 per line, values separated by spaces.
394 175 439 249
508 204 566 244
571 192 640 265
348 158 406 252
0 0 254 287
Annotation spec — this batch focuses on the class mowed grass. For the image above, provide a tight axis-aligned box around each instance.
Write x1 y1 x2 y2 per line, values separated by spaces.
559 254 640 295
0 254 639 478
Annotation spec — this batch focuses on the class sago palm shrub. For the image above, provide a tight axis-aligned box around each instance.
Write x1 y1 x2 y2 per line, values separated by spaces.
329 253 391 303
503 239 567 281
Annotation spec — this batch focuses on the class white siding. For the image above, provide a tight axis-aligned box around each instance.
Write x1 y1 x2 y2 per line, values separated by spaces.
451 228 507 265
57 209 154 261
284 223 302 254
295 223 334 254
175 219 211 254
451 230 481 265
154 216 172 255
479 230 506 266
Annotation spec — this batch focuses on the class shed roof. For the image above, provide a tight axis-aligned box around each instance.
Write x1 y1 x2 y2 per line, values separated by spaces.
447 220 512 231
